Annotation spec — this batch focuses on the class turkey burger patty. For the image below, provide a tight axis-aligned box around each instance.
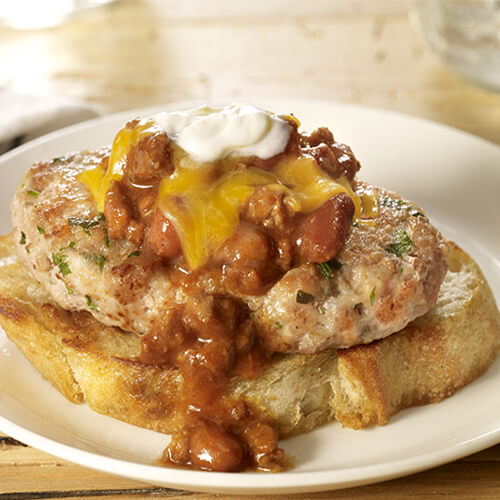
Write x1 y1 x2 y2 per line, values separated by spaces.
11 108 448 354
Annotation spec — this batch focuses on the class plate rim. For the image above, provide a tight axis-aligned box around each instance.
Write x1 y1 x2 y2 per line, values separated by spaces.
1 398 498 494
0 98 499 494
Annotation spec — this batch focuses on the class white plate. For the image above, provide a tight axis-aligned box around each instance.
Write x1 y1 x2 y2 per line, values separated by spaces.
0 99 499 495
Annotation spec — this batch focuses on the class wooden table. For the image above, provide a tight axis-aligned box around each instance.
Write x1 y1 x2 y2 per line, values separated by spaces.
0 0 499 498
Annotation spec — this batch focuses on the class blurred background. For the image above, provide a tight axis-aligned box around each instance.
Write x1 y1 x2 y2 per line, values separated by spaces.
0 0 499 144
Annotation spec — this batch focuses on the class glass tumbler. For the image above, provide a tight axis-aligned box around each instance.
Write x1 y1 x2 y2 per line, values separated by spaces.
412 0 500 91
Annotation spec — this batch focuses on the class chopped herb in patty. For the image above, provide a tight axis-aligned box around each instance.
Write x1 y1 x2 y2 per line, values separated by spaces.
68 215 104 235
316 258 343 279
86 295 99 311
296 290 315 304
82 253 106 271
386 228 413 258
52 252 71 276
27 189 40 198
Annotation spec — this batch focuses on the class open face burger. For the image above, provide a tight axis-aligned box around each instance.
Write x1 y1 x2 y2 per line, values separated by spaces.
2 103 498 472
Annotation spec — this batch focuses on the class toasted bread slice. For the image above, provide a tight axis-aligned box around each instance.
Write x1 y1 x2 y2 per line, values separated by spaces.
0 234 498 437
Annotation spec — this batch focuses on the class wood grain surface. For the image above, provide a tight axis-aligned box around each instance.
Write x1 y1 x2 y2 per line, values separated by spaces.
0 431 499 499
0 0 499 498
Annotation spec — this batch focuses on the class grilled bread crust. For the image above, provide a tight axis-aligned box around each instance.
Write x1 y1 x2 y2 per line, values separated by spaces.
0 234 498 437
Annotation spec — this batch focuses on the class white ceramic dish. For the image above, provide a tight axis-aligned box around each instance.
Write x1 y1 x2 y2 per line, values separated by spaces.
0 99 499 494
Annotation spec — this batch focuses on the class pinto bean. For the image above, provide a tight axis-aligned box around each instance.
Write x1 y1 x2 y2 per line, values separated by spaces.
136 192 156 217
220 224 272 266
164 430 190 466
296 193 355 263
243 421 279 456
125 219 145 246
188 421 243 472
218 223 280 295
146 209 182 259
104 181 132 240
242 421 284 471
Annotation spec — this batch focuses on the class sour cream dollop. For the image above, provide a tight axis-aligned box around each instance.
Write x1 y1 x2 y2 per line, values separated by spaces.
150 104 291 162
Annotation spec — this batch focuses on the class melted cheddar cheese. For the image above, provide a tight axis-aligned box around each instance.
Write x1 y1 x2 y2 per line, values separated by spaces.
77 119 161 212
157 156 359 268
79 119 367 270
